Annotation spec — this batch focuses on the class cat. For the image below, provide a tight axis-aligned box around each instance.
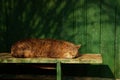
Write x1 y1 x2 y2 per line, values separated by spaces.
11 38 81 58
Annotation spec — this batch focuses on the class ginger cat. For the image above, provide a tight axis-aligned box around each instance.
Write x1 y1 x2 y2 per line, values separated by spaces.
11 39 81 58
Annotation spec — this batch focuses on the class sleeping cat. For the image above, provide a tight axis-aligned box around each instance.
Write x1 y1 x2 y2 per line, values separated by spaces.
11 38 81 58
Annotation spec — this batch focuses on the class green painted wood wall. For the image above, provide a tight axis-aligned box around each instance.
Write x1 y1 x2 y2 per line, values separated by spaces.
0 0 120 78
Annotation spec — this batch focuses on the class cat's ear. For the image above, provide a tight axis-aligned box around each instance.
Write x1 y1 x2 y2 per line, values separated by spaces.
76 44 81 49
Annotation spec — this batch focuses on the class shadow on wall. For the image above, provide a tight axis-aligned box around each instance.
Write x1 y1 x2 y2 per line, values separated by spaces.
0 0 120 53
0 0 85 52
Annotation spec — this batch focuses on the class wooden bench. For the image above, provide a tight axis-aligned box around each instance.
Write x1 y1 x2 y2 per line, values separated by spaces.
0 53 102 80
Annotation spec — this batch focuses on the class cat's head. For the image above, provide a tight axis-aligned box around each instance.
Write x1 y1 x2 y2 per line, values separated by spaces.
63 44 81 58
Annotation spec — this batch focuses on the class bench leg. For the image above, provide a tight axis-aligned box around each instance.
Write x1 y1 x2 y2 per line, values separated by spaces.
57 61 61 80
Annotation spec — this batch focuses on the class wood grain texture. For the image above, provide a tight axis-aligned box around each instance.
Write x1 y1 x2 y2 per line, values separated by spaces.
0 53 102 64
0 0 120 78
101 3 115 74
115 6 120 78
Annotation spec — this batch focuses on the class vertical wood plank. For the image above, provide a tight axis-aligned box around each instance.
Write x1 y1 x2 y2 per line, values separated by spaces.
86 0 101 53
101 3 115 74
61 0 75 42
57 62 61 80
115 6 120 78
74 0 86 53
0 0 7 52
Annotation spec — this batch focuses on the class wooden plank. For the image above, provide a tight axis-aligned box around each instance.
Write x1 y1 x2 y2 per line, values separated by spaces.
101 3 115 74
86 0 101 53
74 0 87 53
0 53 102 64
115 7 120 78
0 0 7 52
57 62 61 80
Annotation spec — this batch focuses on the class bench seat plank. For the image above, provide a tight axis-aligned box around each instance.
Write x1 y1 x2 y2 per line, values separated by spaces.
0 53 102 64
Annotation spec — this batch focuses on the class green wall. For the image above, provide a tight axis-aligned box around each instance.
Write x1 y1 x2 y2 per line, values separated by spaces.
0 0 120 78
